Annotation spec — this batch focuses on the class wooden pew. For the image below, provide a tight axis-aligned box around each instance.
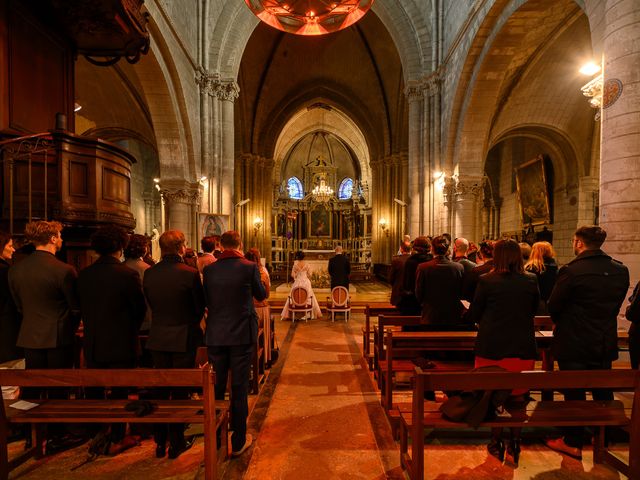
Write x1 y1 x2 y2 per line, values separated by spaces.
400 369 640 480
0 368 229 480
362 304 398 369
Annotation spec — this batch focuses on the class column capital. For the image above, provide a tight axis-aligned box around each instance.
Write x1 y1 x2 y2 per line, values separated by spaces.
404 81 424 102
160 179 201 205
195 67 240 101
455 175 485 199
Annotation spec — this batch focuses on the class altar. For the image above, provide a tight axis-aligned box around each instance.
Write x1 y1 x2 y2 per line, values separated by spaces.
275 249 357 292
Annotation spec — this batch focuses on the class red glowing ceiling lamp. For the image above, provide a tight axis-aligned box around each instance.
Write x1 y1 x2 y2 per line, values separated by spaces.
244 0 374 36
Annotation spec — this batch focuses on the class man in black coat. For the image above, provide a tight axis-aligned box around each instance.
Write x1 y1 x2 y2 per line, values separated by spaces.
415 236 466 328
452 237 477 274
546 226 629 458
77 225 146 448
625 281 640 370
389 242 411 306
8 221 80 386
204 230 266 457
397 236 432 315
144 230 205 459
328 245 350 290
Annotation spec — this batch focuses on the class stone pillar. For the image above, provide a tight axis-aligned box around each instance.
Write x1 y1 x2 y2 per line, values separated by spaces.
406 83 423 238
453 175 484 241
160 180 201 247
599 0 640 285
195 70 239 217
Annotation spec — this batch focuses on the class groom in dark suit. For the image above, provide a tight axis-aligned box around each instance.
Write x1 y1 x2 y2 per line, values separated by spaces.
328 245 350 289
203 230 266 457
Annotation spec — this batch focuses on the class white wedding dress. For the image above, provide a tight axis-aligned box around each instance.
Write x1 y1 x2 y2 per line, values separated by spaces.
281 260 323 320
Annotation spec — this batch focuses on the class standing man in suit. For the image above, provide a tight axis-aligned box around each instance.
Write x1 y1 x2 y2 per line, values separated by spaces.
390 242 411 306
452 237 477 274
9 220 80 384
415 236 466 328
8 220 81 451
77 225 146 450
144 230 205 459
545 226 629 459
328 245 350 290
204 231 266 457
197 235 217 275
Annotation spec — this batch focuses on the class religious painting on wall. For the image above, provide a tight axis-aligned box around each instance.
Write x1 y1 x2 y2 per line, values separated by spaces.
309 205 331 238
515 155 551 226
199 213 229 242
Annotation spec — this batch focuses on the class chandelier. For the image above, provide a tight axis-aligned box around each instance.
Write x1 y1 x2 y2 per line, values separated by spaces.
312 177 334 203
244 0 374 36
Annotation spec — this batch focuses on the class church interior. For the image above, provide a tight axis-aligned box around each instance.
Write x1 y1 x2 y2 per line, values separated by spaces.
1 0 639 478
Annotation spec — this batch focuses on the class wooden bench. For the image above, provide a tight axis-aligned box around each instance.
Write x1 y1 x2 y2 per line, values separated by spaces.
373 315 422 383
400 369 640 480
0 368 229 480
362 304 398 369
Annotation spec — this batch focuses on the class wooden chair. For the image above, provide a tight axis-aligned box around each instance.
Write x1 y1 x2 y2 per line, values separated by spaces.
287 287 313 323
326 286 351 322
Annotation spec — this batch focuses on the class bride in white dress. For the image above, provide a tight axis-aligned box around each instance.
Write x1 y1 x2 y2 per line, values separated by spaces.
281 251 323 320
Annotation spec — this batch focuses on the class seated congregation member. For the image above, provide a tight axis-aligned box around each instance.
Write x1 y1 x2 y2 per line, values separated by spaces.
397 236 432 315
462 240 494 301
197 235 217 275
389 241 411 307
415 236 466 329
546 226 629 459
77 225 146 451
471 239 540 465
625 281 640 370
524 241 558 315
204 231 266 457
143 230 205 459
0 230 22 364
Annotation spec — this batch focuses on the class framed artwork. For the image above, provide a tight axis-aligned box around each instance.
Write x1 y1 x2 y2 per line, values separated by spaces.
199 213 229 241
515 155 551 226
309 205 331 237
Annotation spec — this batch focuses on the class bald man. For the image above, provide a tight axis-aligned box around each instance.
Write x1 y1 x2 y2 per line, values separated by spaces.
452 237 476 274
328 245 350 290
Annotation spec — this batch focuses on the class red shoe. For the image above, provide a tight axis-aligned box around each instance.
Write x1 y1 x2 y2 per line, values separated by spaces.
545 437 582 460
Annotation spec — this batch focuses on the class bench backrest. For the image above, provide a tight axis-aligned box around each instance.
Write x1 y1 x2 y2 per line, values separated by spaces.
0 368 212 388
417 369 639 392
291 287 310 306
331 286 349 307
387 331 478 355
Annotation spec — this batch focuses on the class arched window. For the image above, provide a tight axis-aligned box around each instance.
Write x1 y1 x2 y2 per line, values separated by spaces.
338 177 353 200
287 177 304 199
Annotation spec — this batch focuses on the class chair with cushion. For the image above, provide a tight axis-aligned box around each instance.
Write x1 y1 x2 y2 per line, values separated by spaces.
287 287 313 323
326 286 351 322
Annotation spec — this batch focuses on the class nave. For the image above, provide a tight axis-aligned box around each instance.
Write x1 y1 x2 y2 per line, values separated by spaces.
6 285 631 479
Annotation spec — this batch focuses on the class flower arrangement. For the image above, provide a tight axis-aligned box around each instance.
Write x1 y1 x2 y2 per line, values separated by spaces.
310 270 331 289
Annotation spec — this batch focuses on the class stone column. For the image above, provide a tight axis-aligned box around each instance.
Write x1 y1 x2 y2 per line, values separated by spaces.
406 83 423 238
453 175 484 241
599 0 640 285
196 70 239 217
160 180 201 247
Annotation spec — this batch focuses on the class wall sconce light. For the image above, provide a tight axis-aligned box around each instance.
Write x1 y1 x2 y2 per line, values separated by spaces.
199 175 207 185
253 216 263 235
378 218 389 237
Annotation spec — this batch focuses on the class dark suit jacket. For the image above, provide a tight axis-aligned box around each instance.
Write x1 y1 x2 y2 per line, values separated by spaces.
397 252 432 314
8 250 80 349
472 271 539 360
144 255 205 353
389 254 410 306
328 253 350 289
462 259 494 301
453 256 477 275
203 250 266 346
548 249 629 363
415 256 465 326
0 259 22 362
78 256 146 364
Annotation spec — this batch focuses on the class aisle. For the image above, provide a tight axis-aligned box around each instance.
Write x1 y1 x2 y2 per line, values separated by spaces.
242 319 402 480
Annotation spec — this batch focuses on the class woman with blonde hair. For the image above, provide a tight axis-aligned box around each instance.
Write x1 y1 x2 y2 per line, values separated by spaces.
524 241 558 314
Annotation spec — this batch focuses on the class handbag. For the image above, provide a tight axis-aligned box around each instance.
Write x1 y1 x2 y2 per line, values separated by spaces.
270 336 280 365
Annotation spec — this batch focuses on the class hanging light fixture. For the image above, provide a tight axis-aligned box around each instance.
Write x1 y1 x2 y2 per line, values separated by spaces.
312 176 334 203
244 0 374 36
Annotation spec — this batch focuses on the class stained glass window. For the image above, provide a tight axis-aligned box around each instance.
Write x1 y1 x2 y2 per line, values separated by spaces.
287 177 304 199
338 177 353 200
